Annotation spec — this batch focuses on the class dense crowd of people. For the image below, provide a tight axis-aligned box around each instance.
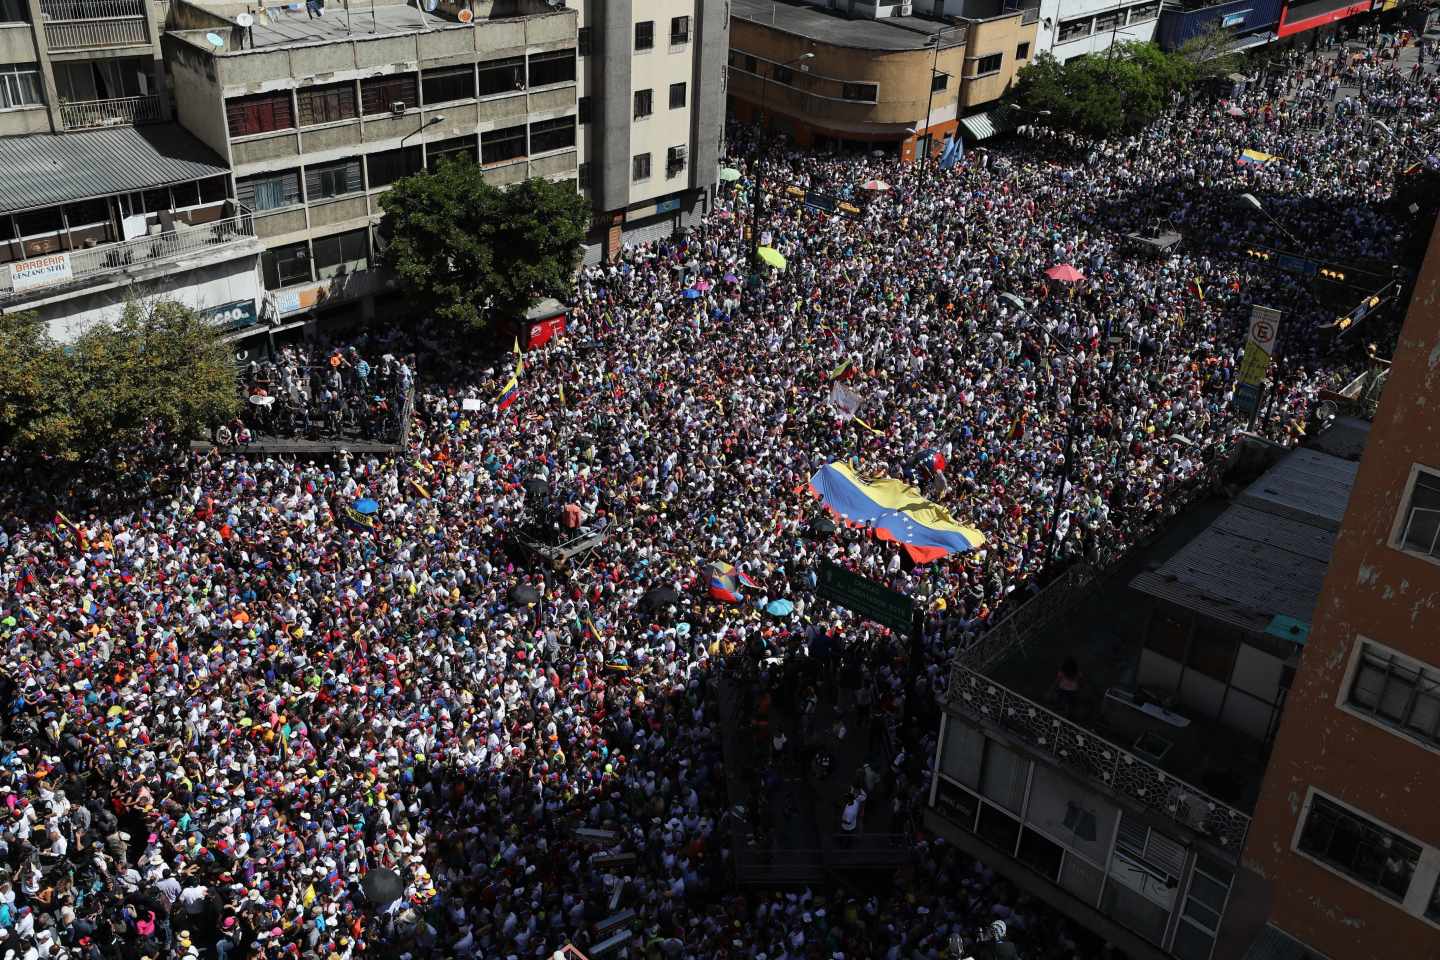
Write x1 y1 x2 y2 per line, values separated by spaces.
0 24 1433 960
225 346 414 446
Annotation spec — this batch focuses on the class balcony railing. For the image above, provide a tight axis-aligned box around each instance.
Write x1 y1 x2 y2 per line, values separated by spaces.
40 0 150 50
947 662 1252 853
0 211 256 299
59 94 163 130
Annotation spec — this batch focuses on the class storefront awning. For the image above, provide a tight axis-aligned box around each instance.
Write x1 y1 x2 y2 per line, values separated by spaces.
959 109 1016 143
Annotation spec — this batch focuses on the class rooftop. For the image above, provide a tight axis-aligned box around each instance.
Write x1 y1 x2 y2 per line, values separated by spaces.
1130 448 1358 635
731 0 967 50
0 125 228 216
171 4 452 52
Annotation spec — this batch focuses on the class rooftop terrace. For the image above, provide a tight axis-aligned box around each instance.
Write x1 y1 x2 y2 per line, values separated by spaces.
731 0 968 49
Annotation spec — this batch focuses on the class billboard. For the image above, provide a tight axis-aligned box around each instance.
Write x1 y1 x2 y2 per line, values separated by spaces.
1233 306 1281 416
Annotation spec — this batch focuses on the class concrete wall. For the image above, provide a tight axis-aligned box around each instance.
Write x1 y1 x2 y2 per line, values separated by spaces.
729 17 966 154
1242 225 1440 957
1032 0 1160 61
624 0 695 206
688 0 727 197
959 13 1035 109
589 0 634 215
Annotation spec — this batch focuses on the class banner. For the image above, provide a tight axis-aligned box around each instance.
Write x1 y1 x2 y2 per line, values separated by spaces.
829 382 862 420
9 253 73 293
1234 306 1281 416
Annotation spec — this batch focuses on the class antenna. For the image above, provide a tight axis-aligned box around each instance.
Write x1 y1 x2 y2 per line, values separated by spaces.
235 11 253 49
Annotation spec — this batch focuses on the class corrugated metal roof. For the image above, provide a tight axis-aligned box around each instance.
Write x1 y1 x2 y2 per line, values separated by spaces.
959 109 1015 143
0 125 229 217
1131 449 1355 633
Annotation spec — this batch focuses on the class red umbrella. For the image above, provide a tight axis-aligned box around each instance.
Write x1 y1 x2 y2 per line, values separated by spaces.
1045 264 1085 283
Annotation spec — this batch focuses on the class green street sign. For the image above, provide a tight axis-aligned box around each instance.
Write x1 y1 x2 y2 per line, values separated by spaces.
815 560 914 634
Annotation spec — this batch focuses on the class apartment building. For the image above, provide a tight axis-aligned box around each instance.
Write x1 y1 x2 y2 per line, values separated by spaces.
161 0 577 328
1239 230 1440 958
568 0 728 258
926 442 1368 960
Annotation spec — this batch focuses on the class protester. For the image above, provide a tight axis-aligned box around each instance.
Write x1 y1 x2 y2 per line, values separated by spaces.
0 36 1430 960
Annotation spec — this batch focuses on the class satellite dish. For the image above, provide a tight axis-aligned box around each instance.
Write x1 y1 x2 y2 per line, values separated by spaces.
457 6 472 21
205 31 225 47
235 12 254 26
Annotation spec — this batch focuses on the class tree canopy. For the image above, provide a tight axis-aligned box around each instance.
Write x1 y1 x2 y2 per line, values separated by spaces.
0 300 237 463
1008 43 1196 141
379 159 591 331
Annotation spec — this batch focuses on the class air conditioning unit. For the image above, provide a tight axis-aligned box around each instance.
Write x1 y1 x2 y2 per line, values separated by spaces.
667 146 687 171
390 101 406 114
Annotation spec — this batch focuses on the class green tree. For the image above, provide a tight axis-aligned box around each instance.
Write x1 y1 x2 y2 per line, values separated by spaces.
1006 42 1195 141
1175 22 1244 85
379 159 590 330
0 300 237 462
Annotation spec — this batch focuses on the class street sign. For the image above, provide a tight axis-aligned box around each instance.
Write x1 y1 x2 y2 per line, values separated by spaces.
815 560 913 633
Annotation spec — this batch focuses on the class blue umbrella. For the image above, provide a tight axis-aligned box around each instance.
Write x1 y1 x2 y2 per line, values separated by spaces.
682 288 701 299
353 498 380 516
765 599 795 618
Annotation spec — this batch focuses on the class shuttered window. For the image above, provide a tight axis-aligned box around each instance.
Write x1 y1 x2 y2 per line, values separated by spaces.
481 124 526 164
360 73 418 115
296 82 356 126
367 146 422 188
426 135 477 172
422 65 475 104
305 158 363 200
529 116 575 154
236 170 301 211
527 49 575 87
477 57 525 96
226 92 293 137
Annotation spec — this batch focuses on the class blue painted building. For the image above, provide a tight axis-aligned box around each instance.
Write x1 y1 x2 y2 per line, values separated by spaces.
1155 0 1283 50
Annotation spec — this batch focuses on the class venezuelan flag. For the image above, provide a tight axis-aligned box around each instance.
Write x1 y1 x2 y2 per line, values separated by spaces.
497 374 519 411
1237 149 1276 167
809 462 984 563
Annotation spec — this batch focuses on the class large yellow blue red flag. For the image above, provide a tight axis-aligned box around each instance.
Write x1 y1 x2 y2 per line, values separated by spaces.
808 462 984 563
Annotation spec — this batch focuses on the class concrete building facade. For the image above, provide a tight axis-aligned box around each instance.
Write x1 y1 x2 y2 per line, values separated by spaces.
162 0 579 327
1239 228 1440 959
568 0 728 257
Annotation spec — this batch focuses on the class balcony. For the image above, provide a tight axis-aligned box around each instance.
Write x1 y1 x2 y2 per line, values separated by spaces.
1 211 257 301
59 94 164 130
40 0 150 52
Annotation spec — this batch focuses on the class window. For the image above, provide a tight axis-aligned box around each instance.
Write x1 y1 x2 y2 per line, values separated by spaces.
426 134 476 171
1395 466 1440 561
666 144 686 175
632 152 650 182
578 26 592 56
367 146 422 188
1017 41 1031 59
743 54 757 73
199 176 228 204
481 124 527 164
236 170 302 212
313 228 368 280
477 56 525 96
305 158 363 200
296 82 356 126
773 64 794 85
634 20 653 51
670 15 689 44
669 82 687 109
360 73 418 116
529 116 575 154
421 66 475 105
843 82 878 102
226 91 294 137
1429 874 1440 923
633 88 652 119
1347 641 1440 748
0 63 43 109
578 95 592 124
973 53 1003 76
930 72 948 92
1095 10 1123 32
0 0 30 22
1058 17 1092 41
577 162 591 189
528 49 576 87
1296 793 1420 901
1130 1 1160 21
262 241 311 289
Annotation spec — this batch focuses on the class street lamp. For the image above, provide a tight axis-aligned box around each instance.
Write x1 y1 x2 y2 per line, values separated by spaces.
750 52 814 278
400 114 445 150
1239 192 1303 250
914 27 960 174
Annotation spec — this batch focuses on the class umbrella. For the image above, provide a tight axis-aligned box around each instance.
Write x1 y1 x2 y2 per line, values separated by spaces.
522 477 550 500
352 498 380 516
683 288 701 299
998 292 1026 309
247 395 275 407
362 868 405 908
808 515 838 538
756 247 787 271
718 167 743 182
1226 105 1246 117
765 599 795 618
723 273 740 284
510 584 540 606
639 586 682 611
1045 263 1085 283
693 279 712 292
860 179 891 192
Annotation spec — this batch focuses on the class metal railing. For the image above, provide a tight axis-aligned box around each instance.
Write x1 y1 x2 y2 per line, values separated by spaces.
41 0 149 49
954 562 1100 672
59 94 163 129
0 211 255 298
947 663 1252 853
